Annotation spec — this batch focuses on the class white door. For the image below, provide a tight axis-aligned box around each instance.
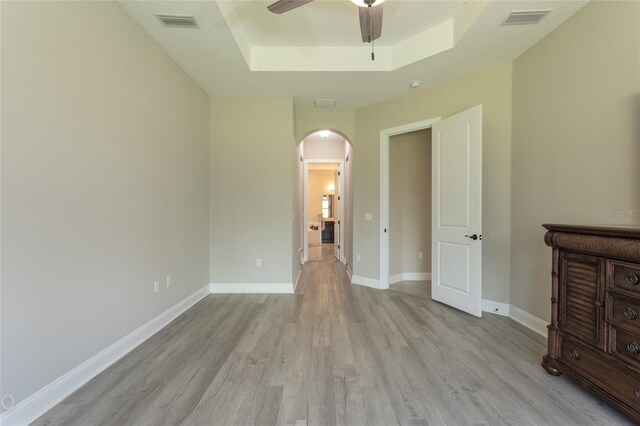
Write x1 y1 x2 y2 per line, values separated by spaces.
431 105 482 317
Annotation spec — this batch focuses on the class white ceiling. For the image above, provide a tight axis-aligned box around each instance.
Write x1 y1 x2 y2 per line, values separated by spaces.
120 0 588 110
224 0 463 47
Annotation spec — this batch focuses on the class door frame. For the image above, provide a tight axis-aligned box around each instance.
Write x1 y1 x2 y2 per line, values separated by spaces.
379 117 441 289
303 159 345 264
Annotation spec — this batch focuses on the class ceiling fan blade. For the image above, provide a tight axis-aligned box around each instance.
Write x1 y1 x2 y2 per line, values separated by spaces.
359 3 383 43
267 0 314 14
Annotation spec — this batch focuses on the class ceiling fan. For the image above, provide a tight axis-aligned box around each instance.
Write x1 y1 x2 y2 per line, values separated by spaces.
267 0 384 60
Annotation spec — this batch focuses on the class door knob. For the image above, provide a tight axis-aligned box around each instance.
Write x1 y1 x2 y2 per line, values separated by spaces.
465 234 479 240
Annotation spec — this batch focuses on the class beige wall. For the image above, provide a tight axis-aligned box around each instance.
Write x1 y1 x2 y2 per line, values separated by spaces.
353 63 513 302
1 1 209 407
293 141 304 277
209 97 294 284
307 170 336 223
303 138 346 160
389 130 432 276
344 142 354 270
511 0 640 319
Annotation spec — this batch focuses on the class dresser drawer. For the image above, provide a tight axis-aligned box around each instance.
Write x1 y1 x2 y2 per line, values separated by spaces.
611 327 640 372
610 261 640 294
561 336 640 409
607 294 640 335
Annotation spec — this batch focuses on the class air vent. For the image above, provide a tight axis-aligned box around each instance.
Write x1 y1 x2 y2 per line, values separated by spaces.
314 99 337 109
155 14 199 29
502 10 551 25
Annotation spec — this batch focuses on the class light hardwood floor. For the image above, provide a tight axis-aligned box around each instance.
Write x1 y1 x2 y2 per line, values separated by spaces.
35 261 631 425
307 244 336 262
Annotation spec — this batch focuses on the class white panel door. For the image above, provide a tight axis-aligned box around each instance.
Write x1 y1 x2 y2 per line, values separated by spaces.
432 105 482 317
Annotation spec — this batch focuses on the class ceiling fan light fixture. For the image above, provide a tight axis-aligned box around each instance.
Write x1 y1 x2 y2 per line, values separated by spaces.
350 0 384 8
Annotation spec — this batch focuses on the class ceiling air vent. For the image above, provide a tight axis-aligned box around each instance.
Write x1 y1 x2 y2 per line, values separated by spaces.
502 10 551 25
155 14 199 29
314 99 337 109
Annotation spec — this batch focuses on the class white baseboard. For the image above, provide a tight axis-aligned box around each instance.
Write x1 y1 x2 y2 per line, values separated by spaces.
293 268 302 292
351 275 382 289
389 272 432 285
509 305 548 338
346 264 353 281
482 299 510 316
209 282 294 293
0 284 210 426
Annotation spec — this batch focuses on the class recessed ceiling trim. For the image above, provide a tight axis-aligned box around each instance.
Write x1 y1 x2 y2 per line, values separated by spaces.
217 0 471 72
249 19 454 72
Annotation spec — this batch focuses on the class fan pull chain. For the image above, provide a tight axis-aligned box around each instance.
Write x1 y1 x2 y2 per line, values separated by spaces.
369 5 375 61
371 38 375 61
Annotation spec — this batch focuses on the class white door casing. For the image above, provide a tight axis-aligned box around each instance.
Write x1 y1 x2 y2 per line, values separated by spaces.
431 105 483 317
334 167 341 261
303 159 344 263
379 117 442 289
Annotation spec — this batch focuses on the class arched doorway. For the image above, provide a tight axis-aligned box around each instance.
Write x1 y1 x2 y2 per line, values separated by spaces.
295 129 353 271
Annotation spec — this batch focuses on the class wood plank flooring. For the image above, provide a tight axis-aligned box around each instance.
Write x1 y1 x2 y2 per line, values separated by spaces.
307 244 336 262
35 261 631 425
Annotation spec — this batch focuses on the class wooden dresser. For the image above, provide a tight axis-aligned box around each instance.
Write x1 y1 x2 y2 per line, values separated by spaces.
542 224 640 422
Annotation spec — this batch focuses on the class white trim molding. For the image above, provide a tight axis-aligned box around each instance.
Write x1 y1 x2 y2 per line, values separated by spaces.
389 272 432 285
293 268 302 292
379 117 441 290
509 305 548 338
480 300 547 338
302 158 345 265
346 264 353 281
209 282 294 294
0 284 210 426
481 299 510 317
351 275 382 290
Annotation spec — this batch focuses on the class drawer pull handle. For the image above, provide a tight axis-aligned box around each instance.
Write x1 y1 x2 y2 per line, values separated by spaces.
624 307 638 320
628 341 640 354
570 349 581 360
636 388 640 398
626 273 639 285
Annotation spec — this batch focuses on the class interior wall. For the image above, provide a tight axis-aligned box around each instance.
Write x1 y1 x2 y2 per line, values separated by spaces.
295 109 355 143
1 1 209 408
353 63 512 303
303 138 346 159
307 170 336 223
209 96 294 284
389 129 432 276
292 140 304 278
344 143 353 270
511 0 640 320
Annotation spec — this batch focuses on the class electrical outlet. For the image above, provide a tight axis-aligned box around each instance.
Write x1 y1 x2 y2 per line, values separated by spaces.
357 254 361 262
256 259 262 268
418 252 423 260
153 281 159 293
166 275 171 287
365 213 372 221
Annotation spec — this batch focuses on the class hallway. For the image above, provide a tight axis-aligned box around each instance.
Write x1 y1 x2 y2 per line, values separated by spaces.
36 262 629 425
307 244 337 262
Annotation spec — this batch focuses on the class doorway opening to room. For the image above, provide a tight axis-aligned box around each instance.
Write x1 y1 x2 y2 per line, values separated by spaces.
298 129 352 267
306 162 341 262
379 106 483 317
388 129 432 297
